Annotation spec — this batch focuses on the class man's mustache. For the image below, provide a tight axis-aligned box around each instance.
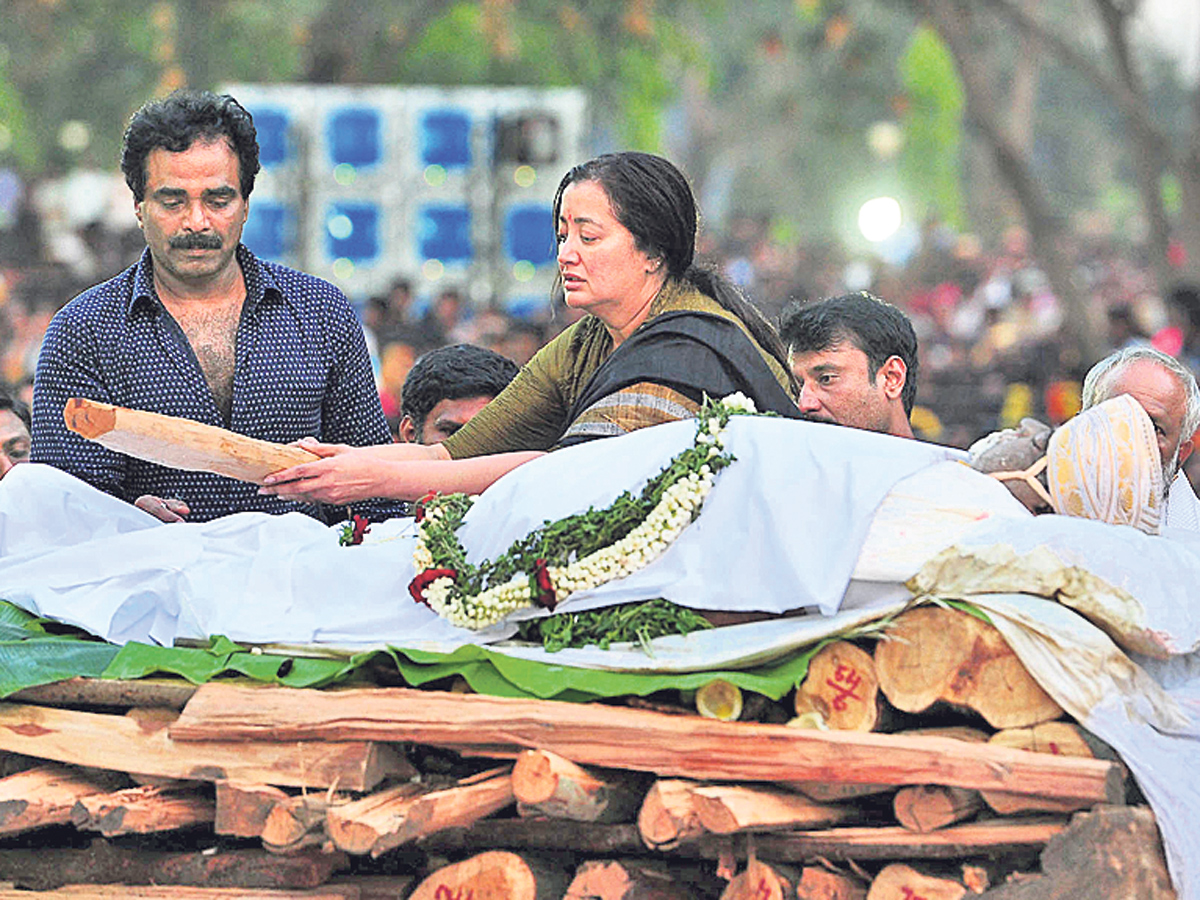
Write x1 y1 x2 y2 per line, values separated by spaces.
169 233 222 250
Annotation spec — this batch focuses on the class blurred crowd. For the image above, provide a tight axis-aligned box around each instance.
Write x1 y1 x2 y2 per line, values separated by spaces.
4 164 1199 464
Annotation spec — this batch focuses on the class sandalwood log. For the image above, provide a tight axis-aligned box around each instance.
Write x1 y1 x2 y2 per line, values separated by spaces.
874 606 1063 729
215 781 290 838
565 858 703 900
10 678 196 711
866 863 966 900
0 765 111 836
695 679 743 720
407 850 569 900
328 768 514 857
0 702 404 791
0 888 360 898
638 779 706 850
892 785 983 833
70 784 215 836
720 857 796 900
262 794 343 853
512 749 643 823
981 722 1099 816
796 641 882 731
420 819 644 857
63 398 317 484
171 685 1122 805
0 840 346 891
690 783 857 834
786 781 894 803
796 865 869 900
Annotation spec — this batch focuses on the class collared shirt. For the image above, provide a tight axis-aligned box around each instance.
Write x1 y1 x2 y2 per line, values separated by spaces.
32 245 404 524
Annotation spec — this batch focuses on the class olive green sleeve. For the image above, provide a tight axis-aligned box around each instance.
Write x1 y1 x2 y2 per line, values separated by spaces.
439 326 578 459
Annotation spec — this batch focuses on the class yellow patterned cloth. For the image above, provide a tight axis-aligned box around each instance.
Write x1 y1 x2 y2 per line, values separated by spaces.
1046 394 1164 534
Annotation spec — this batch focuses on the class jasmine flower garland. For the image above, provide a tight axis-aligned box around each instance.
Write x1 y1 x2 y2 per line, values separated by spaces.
408 393 757 630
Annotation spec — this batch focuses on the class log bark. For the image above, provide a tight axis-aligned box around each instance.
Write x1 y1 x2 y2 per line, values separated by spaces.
874 606 1063 729
867 863 966 900
690 783 857 834
0 702 404 790
638 779 706 850
0 840 346 891
0 764 111 836
63 398 318 485
795 641 882 732
328 768 514 857
70 784 215 836
421 819 645 857
407 849 569 900
9 678 197 711
171 685 1122 804
981 723 1099 816
566 858 709 900
214 781 290 838
512 749 644 824
893 785 983 833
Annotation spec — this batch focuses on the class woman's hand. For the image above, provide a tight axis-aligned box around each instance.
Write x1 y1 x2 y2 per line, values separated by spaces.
259 449 397 505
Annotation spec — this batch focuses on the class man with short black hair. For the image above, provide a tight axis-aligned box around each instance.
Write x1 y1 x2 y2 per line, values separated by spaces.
32 89 397 523
399 344 519 444
0 387 31 479
1081 345 1200 529
779 291 918 439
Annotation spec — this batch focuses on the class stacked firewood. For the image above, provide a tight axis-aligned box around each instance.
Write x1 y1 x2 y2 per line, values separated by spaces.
0 606 1177 898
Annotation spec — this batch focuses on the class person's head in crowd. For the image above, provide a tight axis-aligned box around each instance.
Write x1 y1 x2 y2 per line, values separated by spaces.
1167 283 1200 348
121 89 259 291
0 387 31 479
1081 345 1200 490
552 151 795 385
398 344 519 444
779 291 918 438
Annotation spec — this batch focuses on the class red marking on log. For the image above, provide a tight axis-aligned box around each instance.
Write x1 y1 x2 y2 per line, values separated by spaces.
6 724 52 738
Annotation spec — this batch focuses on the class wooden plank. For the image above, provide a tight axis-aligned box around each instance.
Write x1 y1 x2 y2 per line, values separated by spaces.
0 702 403 791
171 684 1124 804
214 781 290 838
63 398 317 485
0 765 111 836
70 785 215 836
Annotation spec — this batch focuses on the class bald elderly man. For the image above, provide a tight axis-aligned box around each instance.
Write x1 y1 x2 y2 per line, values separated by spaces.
1081 345 1200 529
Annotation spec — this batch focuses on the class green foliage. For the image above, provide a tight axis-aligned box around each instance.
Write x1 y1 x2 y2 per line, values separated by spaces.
898 25 965 229
516 598 713 653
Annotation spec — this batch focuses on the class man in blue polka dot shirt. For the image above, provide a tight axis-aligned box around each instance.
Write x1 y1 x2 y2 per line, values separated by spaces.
31 90 403 525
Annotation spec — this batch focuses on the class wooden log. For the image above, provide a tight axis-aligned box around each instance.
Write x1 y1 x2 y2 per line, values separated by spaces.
690 783 857 834
262 794 343 853
171 684 1123 805
980 722 1100 816
512 749 644 824
0 887 361 898
70 784 215 836
892 785 983 833
215 781 291 838
866 863 966 900
638 779 706 850
0 840 346 891
795 641 882 732
63 398 318 485
421 819 645 857
565 859 706 900
0 765 111 836
786 781 894 803
969 805 1174 899
407 850 569 900
796 865 868 900
9 678 197 711
874 606 1063 729
694 679 744 720
720 857 796 900
327 767 514 857
0 702 405 791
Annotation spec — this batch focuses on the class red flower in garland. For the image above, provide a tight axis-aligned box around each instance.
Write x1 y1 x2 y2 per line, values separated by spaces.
349 515 371 545
409 567 458 605
531 558 557 611
413 492 438 523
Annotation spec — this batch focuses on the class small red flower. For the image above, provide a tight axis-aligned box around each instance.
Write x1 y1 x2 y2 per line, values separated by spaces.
409 567 457 605
531 558 557 611
349 514 371 545
413 491 438 523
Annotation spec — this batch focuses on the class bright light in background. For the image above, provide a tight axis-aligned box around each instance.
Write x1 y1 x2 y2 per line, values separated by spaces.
331 258 355 280
424 165 447 187
866 121 904 160
58 120 91 153
514 165 536 188
512 260 536 282
858 196 902 242
333 163 357 186
422 259 445 281
327 214 353 240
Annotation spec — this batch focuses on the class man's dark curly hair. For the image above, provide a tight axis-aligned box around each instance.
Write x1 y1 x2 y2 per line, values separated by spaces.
780 291 920 415
121 89 260 203
401 344 520 440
